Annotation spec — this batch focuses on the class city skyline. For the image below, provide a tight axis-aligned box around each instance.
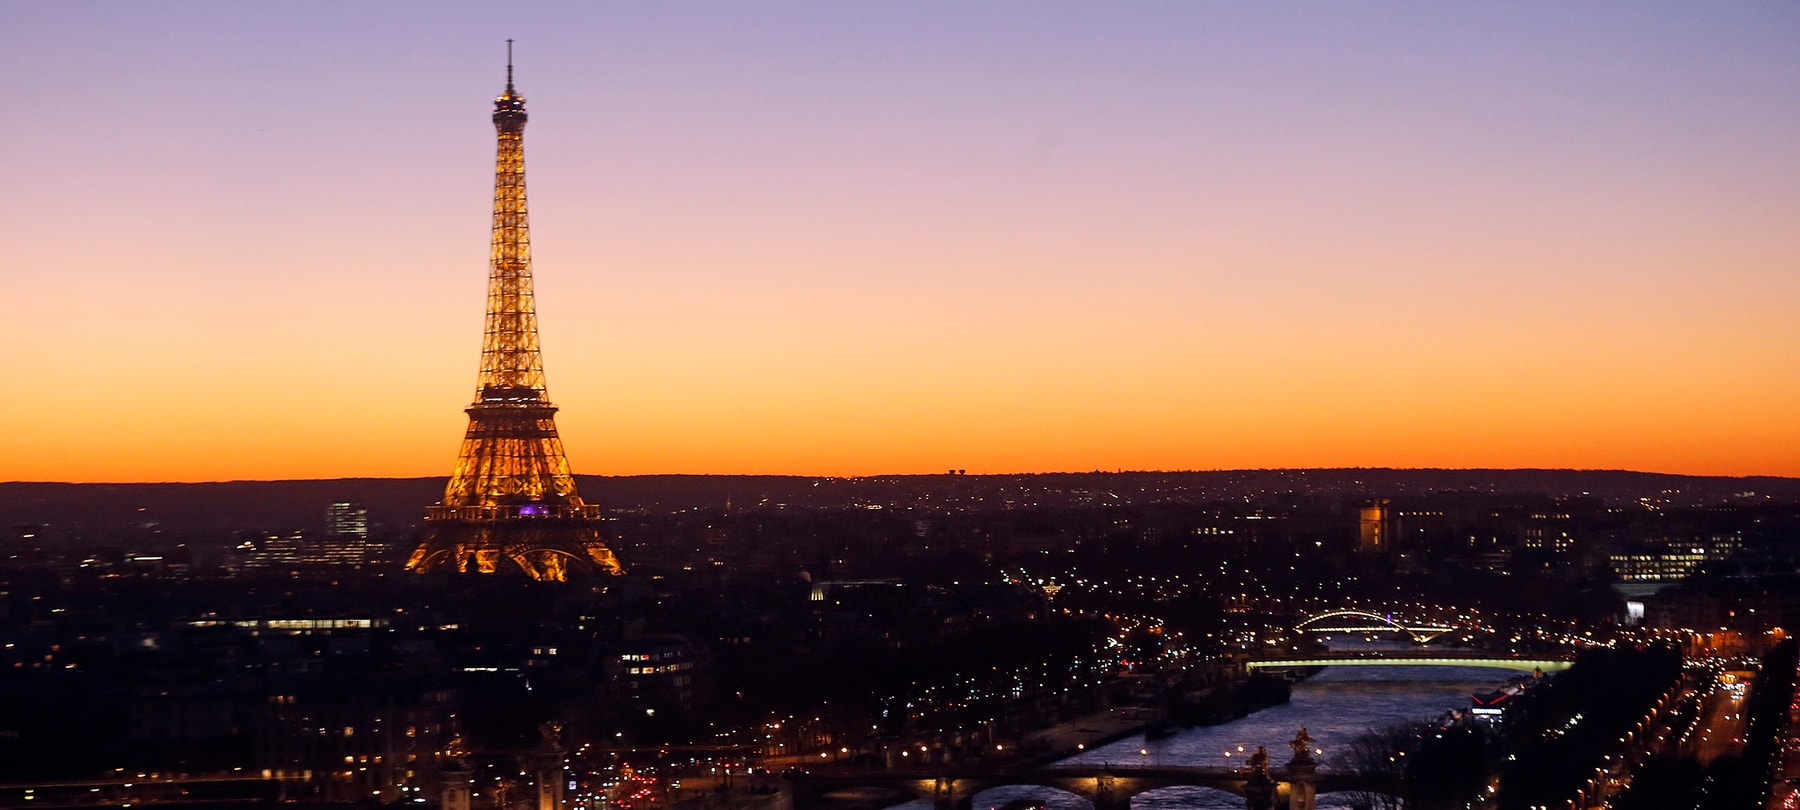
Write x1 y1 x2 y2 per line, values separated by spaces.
4 3 1798 483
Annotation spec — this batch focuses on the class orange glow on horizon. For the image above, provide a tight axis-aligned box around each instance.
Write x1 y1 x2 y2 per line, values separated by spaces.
4 6 1797 484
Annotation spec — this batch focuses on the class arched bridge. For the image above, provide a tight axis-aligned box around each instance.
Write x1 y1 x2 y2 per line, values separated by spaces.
786 765 1389 810
1293 609 1459 644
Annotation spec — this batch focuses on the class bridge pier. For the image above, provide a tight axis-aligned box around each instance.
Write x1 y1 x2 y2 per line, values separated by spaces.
1244 771 1276 810
928 776 973 810
1091 774 1130 810
931 796 972 810
1286 763 1316 810
1285 726 1318 810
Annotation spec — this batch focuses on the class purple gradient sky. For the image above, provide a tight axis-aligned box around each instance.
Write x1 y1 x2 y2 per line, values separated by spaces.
4 3 1798 482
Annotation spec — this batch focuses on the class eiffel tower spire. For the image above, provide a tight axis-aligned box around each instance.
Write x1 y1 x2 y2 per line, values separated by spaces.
407 49 623 581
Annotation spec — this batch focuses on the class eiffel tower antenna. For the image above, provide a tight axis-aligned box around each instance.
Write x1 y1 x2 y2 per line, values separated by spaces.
406 49 623 581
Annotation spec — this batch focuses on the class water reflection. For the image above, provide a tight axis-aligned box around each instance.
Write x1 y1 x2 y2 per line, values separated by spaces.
893 638 1523 810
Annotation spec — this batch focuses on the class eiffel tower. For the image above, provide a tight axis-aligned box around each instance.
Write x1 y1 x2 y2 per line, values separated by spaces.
406 44 623 582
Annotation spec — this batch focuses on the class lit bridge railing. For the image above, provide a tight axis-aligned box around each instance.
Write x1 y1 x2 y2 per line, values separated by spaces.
1245 651 1572 672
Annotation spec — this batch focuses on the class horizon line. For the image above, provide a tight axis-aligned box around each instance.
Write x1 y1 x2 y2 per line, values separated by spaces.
5 465 1796 487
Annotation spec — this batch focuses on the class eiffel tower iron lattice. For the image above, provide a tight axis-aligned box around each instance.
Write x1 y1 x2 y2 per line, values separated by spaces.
406 45 623 581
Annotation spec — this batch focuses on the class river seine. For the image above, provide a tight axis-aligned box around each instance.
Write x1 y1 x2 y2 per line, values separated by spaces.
907 638 1524 810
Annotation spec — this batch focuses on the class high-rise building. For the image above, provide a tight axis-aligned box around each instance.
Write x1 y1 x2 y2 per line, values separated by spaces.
326 502 368 538
1357 500 1391 556
405 46 623 582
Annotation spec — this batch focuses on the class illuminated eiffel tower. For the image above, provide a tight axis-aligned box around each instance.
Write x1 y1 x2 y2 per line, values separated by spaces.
407 44 623 581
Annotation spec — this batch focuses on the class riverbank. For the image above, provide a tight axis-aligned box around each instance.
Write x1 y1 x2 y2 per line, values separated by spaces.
1004 674 1294 767
1166 674 1293 727
1013 706 1156 767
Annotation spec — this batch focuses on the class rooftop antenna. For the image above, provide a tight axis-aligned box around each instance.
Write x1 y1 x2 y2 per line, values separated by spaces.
506 39 515 89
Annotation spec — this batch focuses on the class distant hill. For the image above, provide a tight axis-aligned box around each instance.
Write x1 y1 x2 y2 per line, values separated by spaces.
1 469 1794 538
0 478 447 536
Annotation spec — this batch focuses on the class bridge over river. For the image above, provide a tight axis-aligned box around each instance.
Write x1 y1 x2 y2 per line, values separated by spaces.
1291 609 1460 644
1244 649 1572 675
788 762 1388 810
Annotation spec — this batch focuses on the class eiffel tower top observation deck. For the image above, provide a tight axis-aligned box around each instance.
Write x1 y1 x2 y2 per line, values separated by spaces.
407 44 623 581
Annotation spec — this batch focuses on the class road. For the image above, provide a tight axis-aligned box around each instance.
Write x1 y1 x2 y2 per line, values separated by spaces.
1691 677 1750 765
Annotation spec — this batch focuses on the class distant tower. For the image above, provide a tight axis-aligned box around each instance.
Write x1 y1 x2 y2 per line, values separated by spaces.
406 44 624 582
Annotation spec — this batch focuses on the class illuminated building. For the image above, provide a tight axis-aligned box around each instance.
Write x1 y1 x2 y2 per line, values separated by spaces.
407 44 623 581
255 678 455 802
1357 500 1390 556
326 501 368 538
1522 525 1575 554
240 531 376 568
1608 533 1743 582
614 639 705 714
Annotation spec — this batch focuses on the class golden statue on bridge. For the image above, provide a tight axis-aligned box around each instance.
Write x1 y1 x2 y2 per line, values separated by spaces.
1288 725 1316 764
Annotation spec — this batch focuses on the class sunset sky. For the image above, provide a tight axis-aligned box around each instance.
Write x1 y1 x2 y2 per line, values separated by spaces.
3 3 1798 483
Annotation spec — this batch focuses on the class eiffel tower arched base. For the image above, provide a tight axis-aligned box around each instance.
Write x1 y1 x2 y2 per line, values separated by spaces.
407 517 623 582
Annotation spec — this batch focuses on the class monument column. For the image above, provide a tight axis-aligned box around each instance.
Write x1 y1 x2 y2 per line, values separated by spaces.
1243 746 1276 810
534 722 567 810
440 734 473 810
1285 727 1317 810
